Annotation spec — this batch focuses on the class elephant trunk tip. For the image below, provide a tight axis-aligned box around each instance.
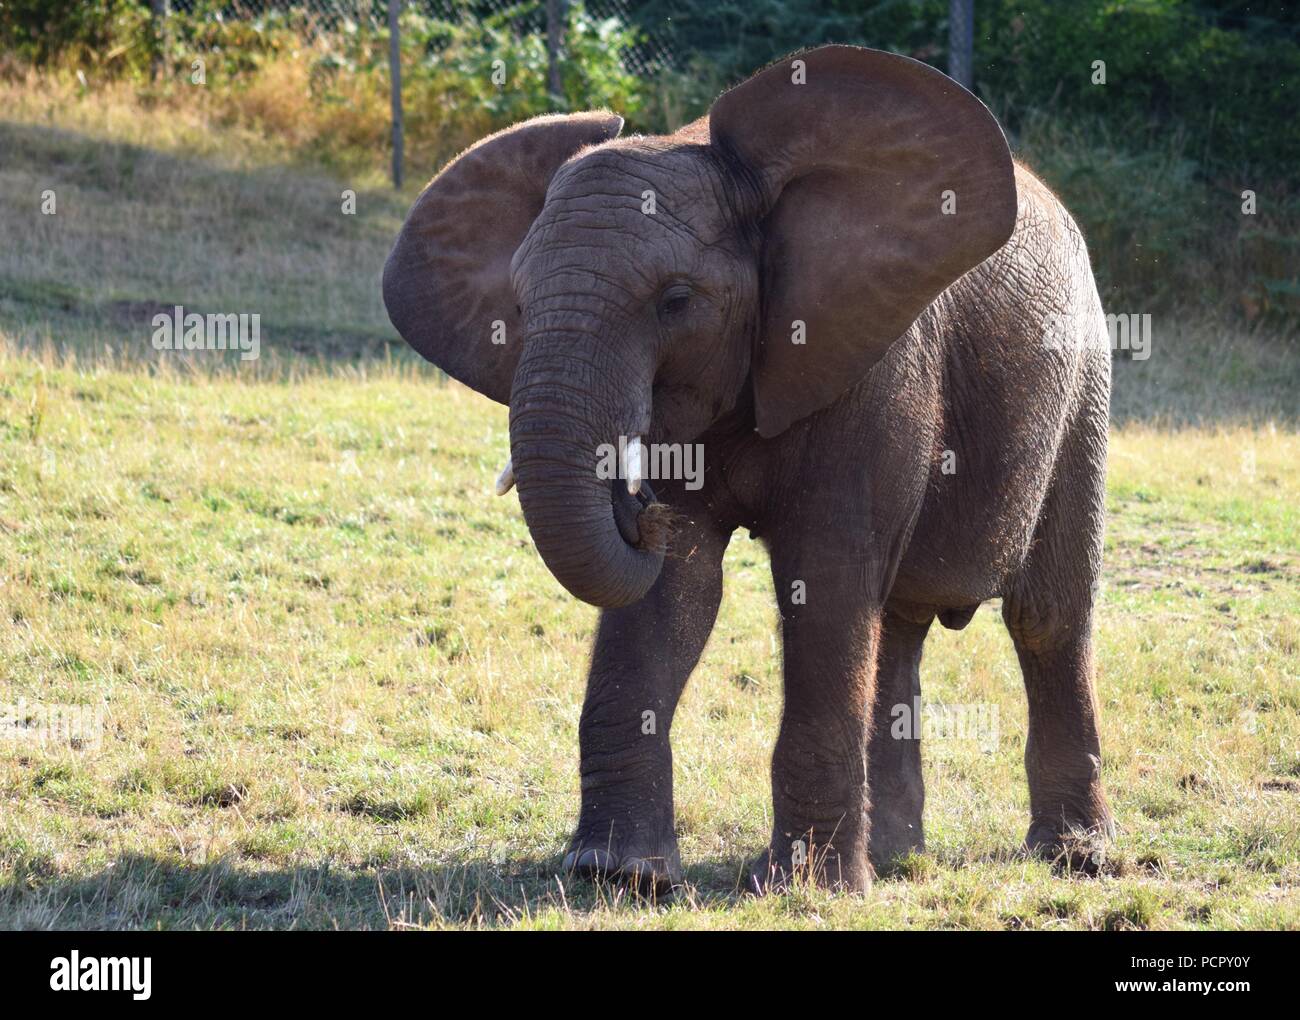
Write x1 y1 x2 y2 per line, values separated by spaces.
633 501 679 557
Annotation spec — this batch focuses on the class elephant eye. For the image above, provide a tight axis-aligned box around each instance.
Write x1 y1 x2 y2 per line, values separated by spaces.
658 286 693 320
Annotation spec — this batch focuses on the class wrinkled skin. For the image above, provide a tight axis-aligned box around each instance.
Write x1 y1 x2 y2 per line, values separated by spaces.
384 47 1114 894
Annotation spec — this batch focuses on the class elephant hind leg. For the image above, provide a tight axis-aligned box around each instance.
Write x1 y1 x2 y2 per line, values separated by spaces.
1002 401 1114 872
1003 607 1114 873
867 610 932 873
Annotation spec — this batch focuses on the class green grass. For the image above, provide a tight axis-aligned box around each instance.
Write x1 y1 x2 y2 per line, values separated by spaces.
0 73 1296 930
0 353 1296 929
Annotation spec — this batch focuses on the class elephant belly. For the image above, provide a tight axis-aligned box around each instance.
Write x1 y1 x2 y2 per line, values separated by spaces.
888 349 1093 611
889 467 1045 611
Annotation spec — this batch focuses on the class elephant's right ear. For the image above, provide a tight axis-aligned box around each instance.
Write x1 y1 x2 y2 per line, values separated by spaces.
383 112 624 404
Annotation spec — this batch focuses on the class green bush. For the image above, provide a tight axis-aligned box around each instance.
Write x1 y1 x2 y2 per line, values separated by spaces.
626 0 1299 322
398 1 643 132
1014 108 1299 321
3 0 1294 324
0 0 150 71
978 0 1300 183
629 0 1300 183
161 3 308 80
293 1 645 170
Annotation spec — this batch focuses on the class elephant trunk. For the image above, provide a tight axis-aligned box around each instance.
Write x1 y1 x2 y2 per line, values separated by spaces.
508 328 665 609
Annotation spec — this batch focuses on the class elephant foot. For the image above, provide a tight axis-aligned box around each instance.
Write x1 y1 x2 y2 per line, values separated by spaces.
1024 814 1115 876
867 818 925 877
562 836 681 896
745 840 873 895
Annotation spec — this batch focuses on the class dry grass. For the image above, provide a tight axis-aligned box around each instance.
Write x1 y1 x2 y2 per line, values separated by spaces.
0 73 406 363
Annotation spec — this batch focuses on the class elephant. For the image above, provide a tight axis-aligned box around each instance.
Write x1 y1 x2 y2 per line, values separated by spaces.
383 45 1114 893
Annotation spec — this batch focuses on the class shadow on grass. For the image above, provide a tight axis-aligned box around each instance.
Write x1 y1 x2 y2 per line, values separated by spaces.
0 120 412 366
0 851 761 930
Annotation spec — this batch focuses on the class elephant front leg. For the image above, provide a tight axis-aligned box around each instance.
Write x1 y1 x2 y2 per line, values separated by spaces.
564 494 730 893
565 660 684 892
750 560 881 893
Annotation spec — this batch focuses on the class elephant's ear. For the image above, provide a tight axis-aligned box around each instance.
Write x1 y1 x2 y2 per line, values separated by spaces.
710 46 1016 438
383 112 624 404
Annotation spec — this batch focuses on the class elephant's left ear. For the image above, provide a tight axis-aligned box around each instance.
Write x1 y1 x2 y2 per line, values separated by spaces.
383 112 624 404
710 46 1017 438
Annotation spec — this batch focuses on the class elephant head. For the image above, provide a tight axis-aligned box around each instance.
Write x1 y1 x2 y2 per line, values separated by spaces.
383 46 1017 609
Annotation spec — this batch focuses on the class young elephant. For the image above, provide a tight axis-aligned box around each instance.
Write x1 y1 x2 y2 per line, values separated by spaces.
384 45 1114 893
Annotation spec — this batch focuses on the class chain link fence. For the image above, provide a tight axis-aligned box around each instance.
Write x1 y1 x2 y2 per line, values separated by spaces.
156 0 677 186
164 0 674 75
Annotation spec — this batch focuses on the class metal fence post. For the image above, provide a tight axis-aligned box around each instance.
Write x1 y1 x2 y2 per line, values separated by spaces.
150 0 168 81
389 0 403 190
547 0 566 105
949 0 974 90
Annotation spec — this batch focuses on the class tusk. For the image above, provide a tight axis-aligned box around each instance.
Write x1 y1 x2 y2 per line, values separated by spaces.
494 457 515 496
625 436 643 495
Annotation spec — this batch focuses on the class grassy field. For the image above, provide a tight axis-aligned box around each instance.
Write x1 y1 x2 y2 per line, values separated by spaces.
0 77 1297 930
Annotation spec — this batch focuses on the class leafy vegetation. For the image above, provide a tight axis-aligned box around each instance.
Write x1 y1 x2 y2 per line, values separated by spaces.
631 0 1300 320
2 1 1295 325
633 0 1300 180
